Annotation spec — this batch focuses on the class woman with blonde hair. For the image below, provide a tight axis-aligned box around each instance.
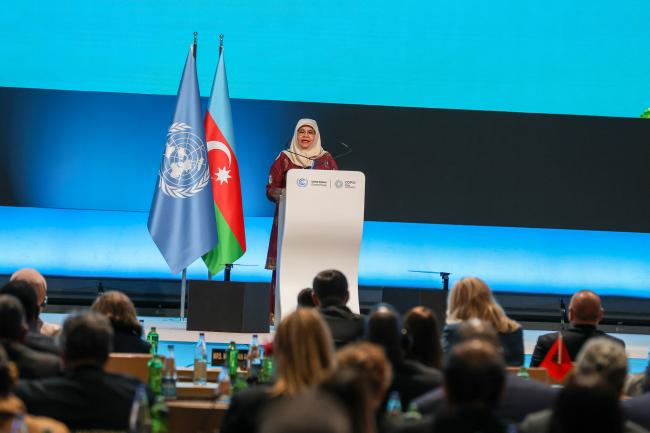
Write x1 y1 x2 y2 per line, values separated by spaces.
90 291 150 354
220 308 335 433
443 277 524 366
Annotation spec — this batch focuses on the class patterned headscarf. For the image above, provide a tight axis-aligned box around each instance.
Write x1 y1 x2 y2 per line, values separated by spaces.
282 118 324 168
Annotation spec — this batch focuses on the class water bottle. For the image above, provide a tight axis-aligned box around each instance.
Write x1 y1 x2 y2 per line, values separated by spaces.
517 366 531 380
260 349 274 384
151 395 169 433
403 403 422 421
215 369 232 403
161 345 177 399
386 391 403 419
247 335 262 383
193 332 208 385
146 326 159 355
148 354 163 396
227 341 238 380
128 384 151 433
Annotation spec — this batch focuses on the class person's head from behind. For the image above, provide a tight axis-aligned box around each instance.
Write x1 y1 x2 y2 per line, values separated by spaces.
366 304 403 366
10 268 48 313
443 339 506 411
312 270 349 307
336 342 393 411
550 375 624 433
320 366 374 433
0 294 29 342
455 318 500 347
91 291 142 335
260 391 351 433
574 337 627 396
297 288 316 308
272 308 334 396
403 306 442 369
0 280 40 328
446 277 519 333
60 312 113 369
568 290 604 326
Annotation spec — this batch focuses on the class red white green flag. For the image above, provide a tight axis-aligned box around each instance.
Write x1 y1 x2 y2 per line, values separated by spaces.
202 43 246 273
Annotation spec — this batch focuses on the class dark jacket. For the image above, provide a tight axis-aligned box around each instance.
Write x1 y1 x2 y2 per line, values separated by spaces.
110 322 151 354
529 324 625 367
1 341 62 380
520 409 648 433
318 304 364 349
387 359 442 410
623 392 650 431
219 386 275 433
414 374 559 423
442 323 525 366
25 331 59 356
15 365 146 431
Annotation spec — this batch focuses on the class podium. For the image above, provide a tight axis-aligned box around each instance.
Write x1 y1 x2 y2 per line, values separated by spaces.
275 169 365 320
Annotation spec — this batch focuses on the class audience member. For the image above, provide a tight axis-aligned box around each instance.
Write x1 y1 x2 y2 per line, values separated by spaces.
15 312 149 431
0 295 61 379
220 308 335 433
10 268 60 337
367 304 441 410
520 337 646 433
0 281 59 355
312 270 364 349
0 345 69 433
260 391 351 433
297 288 316 308
320 366 375 433
414 319 558 423
399 339 511 433
443 277 524 366
431 339 512 433
530 290 625 367
403 306 443 369
90 291 151 353
336 342 393 433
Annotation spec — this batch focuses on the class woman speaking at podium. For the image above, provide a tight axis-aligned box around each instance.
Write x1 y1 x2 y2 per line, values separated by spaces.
265 119 338 322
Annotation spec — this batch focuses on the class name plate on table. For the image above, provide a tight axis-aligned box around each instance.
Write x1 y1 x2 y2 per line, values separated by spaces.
211 348 249 367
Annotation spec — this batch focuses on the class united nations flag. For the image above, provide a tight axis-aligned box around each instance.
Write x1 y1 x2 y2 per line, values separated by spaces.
148 43 218 274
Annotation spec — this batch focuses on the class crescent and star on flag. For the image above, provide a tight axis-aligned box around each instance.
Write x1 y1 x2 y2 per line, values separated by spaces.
207 140 232 185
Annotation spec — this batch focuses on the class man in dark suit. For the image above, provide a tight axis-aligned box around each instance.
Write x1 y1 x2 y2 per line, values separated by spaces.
529 290 624 367
413 319 558 423
0 294 62 379
312 269 364 349
0 280 59 355
15 312 150 431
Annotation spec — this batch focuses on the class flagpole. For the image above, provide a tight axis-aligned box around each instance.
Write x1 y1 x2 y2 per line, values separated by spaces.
219 33 224 55
180 268 187 319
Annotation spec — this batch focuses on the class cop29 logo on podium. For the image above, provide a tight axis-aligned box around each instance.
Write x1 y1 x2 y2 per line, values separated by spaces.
159 122 211 199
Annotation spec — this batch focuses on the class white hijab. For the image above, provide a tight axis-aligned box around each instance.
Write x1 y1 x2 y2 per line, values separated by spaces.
282 118 325 168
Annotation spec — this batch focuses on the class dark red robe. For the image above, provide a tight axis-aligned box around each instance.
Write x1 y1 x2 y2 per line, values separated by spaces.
265 151 338 269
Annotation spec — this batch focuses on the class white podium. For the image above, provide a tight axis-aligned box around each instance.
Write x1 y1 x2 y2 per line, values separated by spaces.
275 169 365 320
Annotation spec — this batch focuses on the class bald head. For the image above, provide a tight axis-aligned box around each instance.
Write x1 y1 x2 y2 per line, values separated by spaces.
10 268 47 307
569 290 603 325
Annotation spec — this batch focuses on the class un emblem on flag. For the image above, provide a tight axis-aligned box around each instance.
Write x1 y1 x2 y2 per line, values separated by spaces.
159 122 210 199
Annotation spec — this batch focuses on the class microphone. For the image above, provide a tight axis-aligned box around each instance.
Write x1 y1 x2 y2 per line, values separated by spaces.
332 141 353 160
560 298 567 330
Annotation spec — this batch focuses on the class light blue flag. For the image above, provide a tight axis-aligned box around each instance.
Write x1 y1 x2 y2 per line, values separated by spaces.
148 44 218 274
